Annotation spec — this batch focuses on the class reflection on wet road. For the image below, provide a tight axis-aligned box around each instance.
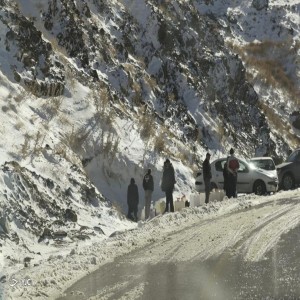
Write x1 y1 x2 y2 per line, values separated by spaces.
58 202 300 300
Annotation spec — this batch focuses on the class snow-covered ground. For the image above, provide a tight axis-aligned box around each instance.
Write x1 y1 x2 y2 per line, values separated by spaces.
0 0 299 299
2 189 300 299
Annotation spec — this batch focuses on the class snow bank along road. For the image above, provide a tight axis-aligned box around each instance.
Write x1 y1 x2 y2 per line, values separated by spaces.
58 190 300 300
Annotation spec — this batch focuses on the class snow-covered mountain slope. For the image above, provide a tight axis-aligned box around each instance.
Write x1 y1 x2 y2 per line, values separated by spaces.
0 0 299 298
196 0 300 150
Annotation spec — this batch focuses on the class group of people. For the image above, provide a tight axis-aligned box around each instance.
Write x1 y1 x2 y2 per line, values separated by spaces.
126 170 154 222
128 148 239 221
203 148 239 203
127 159 176 221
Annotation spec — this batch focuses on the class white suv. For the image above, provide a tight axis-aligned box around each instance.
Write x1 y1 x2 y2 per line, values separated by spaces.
195 158 278 195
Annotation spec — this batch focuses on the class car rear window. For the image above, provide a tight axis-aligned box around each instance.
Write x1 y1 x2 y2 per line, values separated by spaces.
287 150 300 162
251 159 275 170
215 160 226 172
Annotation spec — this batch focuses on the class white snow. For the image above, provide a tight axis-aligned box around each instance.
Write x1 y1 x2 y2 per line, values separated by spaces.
0 0 299 299
2 189 300 299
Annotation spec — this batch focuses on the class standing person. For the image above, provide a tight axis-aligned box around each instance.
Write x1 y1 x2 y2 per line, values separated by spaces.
223 161 229 197
143 168 154 220
161 159 176 213
202 152 212 204
127 178 139 222
227 148 239 198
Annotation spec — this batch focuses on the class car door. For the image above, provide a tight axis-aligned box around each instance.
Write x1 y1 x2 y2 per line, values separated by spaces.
236 161 252 193
212 159 226 189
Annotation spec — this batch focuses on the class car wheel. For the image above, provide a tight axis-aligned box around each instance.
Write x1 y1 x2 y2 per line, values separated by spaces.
282 173 295 190
253 180 266 195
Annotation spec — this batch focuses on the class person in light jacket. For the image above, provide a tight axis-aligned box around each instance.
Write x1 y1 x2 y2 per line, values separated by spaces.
226 148 239 198
127 178 139 221
143 169 154 220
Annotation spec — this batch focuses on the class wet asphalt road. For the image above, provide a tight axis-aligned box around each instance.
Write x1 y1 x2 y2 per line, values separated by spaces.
57 205 300 300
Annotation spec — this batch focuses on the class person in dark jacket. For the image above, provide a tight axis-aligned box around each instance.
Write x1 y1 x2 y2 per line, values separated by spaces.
143 169 154 220
223 161 229 197
161 159 176 213
127 178 139 221
202 152 212 204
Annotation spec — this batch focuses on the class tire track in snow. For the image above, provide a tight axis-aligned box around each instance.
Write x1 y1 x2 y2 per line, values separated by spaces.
132 199 300 264
238 202 300 261
58 194 300 300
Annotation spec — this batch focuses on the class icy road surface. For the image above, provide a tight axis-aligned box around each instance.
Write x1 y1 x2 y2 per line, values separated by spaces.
58 193 300 300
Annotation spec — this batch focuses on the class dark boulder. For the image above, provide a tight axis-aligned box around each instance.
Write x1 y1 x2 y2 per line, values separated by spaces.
252 0 269 10
64 208 77 222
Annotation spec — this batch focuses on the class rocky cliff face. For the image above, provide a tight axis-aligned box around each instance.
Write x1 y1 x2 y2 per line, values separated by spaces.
195 0 300 156
0 154 115 243
1 0 293 158
1 1 65 96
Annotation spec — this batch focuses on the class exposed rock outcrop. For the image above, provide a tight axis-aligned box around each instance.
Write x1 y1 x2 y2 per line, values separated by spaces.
252 0 269 11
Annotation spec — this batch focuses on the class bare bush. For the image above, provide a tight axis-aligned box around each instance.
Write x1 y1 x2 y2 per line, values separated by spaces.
64 126 91 152
2 106 9 113
52 142 81 166
13 93 23 103
91 86 116 128
228 40 300 106
53 143 67 159
41 96 63 121
178 152 188 164
123 63 136 74
48 36 68 57
58 115 71 127
20 133 31 158
19 131 45 159
14 121 24 131
259 102 300 147
102 132 119 162
32 131 45 155
132 81 142 106
144 75 157 90
139 108 154 141
216 122 225 142
65 65 77 90
154 132 165 153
